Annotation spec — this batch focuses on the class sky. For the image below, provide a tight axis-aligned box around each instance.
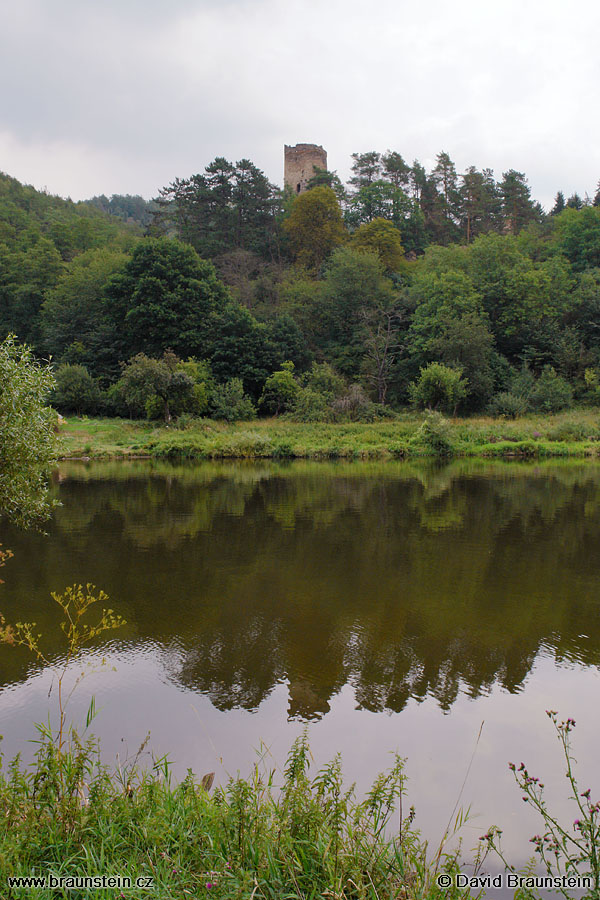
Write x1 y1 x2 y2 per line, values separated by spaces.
0 0 599 210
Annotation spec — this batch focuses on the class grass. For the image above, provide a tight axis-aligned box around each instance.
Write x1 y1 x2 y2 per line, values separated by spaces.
57 410 600 461
0 730 472 900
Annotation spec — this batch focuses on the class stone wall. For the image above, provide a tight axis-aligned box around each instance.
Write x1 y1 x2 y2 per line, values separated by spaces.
284 143 327 194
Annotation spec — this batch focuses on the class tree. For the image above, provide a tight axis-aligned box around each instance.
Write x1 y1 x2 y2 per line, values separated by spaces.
351 218 405 271
41 246 127 377
267 314 313 371
432 151 461 237
427 313 497 409
283 187 346 271
551 191 566 215
52 364 101 415
499 170 538 233
0 336 57 525
306 167 346 203
361 303 404 404
115 351 194 422
566 193 583 210
318 247 396 377
552 207 600 271
346 180 398 226
210 378 256 421
105 238 231 361
207 302 275 399
0 237 63 345
155 158 281 260
530 366 573 412
409 362 468 415
349 152 382 188
381 151 411 189
259 361 299 415
459 167 500 241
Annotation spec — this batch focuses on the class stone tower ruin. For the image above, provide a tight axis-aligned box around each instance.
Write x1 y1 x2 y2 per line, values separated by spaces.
284 143 327 194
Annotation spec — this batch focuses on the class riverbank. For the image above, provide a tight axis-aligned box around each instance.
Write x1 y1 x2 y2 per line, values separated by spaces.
0 731 465 900
58 410 600 460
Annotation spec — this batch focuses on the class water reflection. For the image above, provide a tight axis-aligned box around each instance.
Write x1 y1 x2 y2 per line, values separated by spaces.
1 460 600 721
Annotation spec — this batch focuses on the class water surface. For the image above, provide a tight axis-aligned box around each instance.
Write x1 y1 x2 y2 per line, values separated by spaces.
1 459 599 864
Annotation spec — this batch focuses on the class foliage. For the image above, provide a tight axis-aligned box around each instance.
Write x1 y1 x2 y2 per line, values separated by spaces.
283 186 346 271
0 730 474 900
530 366 573 413
4 161 600 425
41 247 127 376
331 383 378 422
302 361 347 401
553 207 600 271
154 157 281 260
105 238 231 362
0 336 58 526
485 712 600 900
51 364 101 415
414 411 455 456
289 386 334 422
318 246 397 377
259 361 299 415
114 351 195 422
351 217 405 271
210 379 256 422
487 391 529 419
409 362 468 414
0 584 125 759
207 302 274 399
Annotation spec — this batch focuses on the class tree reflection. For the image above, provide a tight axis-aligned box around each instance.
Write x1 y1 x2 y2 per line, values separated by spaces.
2 460 600 719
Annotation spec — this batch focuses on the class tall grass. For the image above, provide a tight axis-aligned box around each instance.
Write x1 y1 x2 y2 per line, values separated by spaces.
0 730 473 899
59 411 600 461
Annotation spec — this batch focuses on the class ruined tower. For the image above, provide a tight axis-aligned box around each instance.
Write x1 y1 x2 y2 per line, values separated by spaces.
284 143 327 194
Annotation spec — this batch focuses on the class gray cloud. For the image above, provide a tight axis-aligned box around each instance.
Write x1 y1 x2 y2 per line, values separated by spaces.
1 0 599 206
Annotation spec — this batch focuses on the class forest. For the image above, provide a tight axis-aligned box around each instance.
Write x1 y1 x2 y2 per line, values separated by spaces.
1 149 600 424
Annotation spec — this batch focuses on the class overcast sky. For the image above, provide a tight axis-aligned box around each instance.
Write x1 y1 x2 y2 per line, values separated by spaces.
1 0 599 209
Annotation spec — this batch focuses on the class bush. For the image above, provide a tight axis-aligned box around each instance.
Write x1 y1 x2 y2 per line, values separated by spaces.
546 416 597 442
414 411 455 456
0 336 57 525
331 384 376 422
530 366 573 413
302 362 346 401
0 729 467 898
52 364 101 415
210 379 256 422
409 362 468 415
259 361 299 415
487 391 528 419
288 387 333 422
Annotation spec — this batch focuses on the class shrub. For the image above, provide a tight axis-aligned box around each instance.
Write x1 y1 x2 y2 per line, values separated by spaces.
546 416 596 442
332 384 376 422
530 366 573 413
288 387 333 422
485 712 600 897
414 410 455 456
409 362 468 415
302 362 346 401
52 364 101 415
259 361 299 415
487 391 529 419
210 379 256 422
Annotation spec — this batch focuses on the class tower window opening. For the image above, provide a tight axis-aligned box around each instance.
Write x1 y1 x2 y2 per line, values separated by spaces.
296 183 301 193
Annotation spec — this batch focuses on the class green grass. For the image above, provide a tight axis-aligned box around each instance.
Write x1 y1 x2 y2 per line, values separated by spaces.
0 731 469 900
58 410 600 461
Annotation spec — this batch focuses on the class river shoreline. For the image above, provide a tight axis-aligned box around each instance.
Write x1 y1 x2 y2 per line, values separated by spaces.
57 411 600 461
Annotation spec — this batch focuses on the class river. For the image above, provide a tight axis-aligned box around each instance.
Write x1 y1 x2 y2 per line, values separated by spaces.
1 458 599 868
